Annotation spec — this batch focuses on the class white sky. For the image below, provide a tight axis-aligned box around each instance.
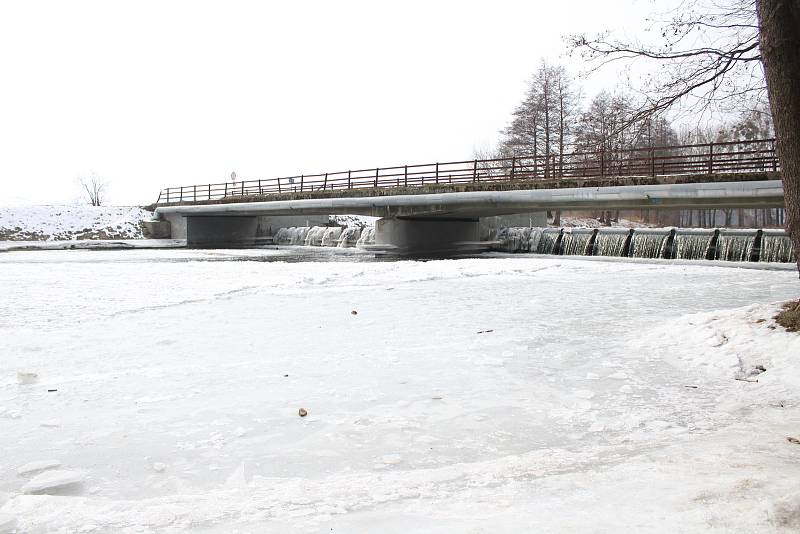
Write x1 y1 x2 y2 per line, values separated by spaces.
0 0 666 206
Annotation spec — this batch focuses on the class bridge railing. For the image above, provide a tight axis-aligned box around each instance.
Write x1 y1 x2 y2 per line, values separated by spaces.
155 138 778 204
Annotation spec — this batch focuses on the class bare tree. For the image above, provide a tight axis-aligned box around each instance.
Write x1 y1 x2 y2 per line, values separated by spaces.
501 61 580 179
757 0 800 274
568 0 799 275
79 175 107 206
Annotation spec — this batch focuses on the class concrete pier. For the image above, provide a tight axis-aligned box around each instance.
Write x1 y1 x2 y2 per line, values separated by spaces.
374 218 483 255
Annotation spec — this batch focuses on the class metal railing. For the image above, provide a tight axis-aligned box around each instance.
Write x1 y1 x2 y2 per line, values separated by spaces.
155 138 779 204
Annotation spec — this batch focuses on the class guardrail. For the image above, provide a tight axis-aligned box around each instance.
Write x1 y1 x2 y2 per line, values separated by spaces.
155 138 779 204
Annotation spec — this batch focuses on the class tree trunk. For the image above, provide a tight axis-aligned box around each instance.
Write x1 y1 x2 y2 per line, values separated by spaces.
758 0 800 276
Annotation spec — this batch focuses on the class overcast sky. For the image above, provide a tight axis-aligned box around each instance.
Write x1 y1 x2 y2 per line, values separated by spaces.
0 0 667 206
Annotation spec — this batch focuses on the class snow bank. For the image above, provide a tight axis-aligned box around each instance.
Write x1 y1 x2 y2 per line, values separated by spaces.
330 214 378 227
559 216 653 228
21 470 85 495
639 302 800 388
0 205 152 241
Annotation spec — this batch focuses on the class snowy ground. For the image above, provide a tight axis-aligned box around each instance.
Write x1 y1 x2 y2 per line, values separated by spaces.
0 205 152 241
1 250 799 532
558 216 653 228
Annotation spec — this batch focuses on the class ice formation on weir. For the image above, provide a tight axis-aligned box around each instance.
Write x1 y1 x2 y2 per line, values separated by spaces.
356 227 376 247
320 227 343 247
338 226 362 248
494 226 796 263
274 226 311 245
304 227 327 247
273 225 374 248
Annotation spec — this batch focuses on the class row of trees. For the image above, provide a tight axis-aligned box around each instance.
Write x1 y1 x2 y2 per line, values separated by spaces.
494 61 775 169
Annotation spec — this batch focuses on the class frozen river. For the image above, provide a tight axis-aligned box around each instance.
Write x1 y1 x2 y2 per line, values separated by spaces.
1 249 799 532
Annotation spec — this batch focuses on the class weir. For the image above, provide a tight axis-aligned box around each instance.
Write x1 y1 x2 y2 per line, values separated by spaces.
494 227 796 263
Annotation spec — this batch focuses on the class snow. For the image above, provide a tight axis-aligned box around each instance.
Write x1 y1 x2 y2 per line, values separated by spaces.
558 216 653 228
330 214 378 227
0 205 152 241
0 238 184 252
21 470 85 495
0 250 799 531
16 460 61 477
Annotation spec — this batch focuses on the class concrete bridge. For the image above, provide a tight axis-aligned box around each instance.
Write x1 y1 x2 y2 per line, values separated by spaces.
148 139 785 254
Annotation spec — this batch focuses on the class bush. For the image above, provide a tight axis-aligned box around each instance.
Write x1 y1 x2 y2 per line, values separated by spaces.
775 300 800 332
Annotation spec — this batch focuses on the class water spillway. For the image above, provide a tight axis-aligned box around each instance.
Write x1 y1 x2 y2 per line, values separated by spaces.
495 227 796 263
760 230 795 263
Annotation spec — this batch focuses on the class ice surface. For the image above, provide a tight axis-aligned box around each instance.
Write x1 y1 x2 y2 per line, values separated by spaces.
21 470 84 495
16 460 61 476
0 514 17 534
0 250 799 531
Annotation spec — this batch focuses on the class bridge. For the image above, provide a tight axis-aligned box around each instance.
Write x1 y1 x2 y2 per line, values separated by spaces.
149 139 785 253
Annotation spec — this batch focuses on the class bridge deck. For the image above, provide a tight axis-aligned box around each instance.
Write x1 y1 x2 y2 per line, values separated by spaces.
151 139 779 209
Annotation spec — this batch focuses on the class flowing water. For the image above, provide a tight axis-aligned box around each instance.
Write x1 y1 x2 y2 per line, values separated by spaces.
760 234 795 263
592 233 628 257
630 232 668 259
715 234 754 262
535 230 561 254
673 233 711 260
560 231 592 256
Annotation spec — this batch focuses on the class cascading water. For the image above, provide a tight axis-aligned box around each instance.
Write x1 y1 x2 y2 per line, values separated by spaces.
715 234 754 262
536 230 561 254
592 233 628 257
559 231 592 256
760 234 796 263
672 233 711 260
630 232 668 259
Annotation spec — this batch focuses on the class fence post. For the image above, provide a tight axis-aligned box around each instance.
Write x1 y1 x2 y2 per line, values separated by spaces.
374 168 379 188
708 142 714 174
300 175 304 192
435 163 439 184
324 173 328 190
404 165 408 187
208 184 211 200
473 159 478 182
241 181 245 195
224 183 227 197
348 170 352 189
510 157 516 180
277 178 281 194
180 186 184 202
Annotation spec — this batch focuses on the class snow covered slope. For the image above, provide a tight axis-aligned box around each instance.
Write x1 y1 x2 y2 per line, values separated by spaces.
0 205 152 241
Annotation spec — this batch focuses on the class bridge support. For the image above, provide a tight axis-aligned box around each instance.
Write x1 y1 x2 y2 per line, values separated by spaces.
186 216 259 246
374 217 484 256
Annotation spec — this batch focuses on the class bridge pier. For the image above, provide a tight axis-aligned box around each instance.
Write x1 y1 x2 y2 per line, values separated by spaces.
374 217 485 256
186 216 259 246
